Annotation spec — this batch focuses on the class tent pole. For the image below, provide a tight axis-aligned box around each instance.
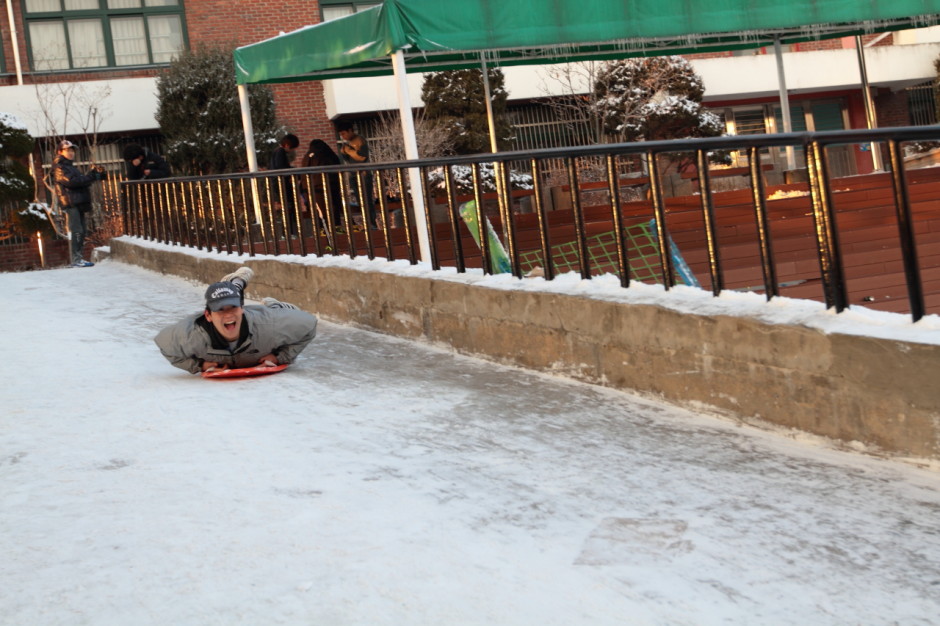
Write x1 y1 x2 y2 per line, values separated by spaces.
480 53 510 240
238 83 263 223
855 35 883 171
238 84 260 173
391 49 432 263
480 54 498 153
773 36 796 171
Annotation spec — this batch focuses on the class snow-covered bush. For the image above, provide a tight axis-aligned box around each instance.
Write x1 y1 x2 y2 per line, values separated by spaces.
156 47 284 175
10 201 56 239
0 113 34 205
425 163 533 195
593 56 723 143
421 68 513 155
0 113 47 240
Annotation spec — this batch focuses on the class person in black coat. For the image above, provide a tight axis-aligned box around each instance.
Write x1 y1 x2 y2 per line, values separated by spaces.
51 140 106 267
268 133 300 236
122 143 171 180
301 139 344 228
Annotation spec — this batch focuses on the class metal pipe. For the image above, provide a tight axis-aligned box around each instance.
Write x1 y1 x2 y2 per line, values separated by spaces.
6 0 24 84
855 35 884 171
773 36 796 171
237 84 264 225
391 49 432 263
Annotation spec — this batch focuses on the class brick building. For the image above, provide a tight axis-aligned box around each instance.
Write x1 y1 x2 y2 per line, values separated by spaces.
0 0 339 167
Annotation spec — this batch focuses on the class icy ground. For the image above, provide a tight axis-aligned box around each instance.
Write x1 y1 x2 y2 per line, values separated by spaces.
1 260 939 625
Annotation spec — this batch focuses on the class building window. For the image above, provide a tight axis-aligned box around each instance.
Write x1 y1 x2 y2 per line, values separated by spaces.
320 1 381 22
24 0 185 71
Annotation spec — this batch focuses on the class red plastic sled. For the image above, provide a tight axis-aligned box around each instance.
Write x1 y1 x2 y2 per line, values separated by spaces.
201 363 289 379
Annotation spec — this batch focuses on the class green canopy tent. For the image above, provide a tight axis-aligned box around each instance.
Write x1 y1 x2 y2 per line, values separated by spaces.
234 0 940 259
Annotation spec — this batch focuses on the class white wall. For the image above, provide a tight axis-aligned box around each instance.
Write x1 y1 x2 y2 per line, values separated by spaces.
322 40 940 115
0 77 160 138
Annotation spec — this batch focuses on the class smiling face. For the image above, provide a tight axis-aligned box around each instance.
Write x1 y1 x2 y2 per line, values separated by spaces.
204 305 244 342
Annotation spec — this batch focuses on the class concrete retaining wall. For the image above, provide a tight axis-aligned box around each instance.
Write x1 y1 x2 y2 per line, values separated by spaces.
110 238 940 461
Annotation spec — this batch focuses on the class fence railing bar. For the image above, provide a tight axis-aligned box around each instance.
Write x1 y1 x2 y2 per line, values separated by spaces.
605 153 630 289
357 169 376 259
443 164 466 274
225 179 243 256
530 157 555 282
566 156 591 280
375 171 392 261
647 152 675 289
887 139 926 322
748 146 779 300
695 149 723 296
418 166 439 271
499 162 522 278
238 178 256 257
396 168 417 265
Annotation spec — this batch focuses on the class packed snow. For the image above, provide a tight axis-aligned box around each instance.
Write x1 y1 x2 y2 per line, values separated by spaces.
2 255 939 625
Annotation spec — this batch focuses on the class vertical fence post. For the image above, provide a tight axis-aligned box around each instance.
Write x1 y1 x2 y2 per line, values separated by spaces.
565 156 591 280
443 165 465 274
887 139 926 322
806 140 848 312
605 153 629 288
748 146 779 300
530 157 554 281
696 150 723 296
647 152 675 289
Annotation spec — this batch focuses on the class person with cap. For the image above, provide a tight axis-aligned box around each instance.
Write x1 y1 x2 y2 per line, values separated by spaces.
51 139 106 268
154 267 318 374
122 143 171 180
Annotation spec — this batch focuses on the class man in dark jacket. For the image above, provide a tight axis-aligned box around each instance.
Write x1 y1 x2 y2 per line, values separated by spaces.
122 143 171 180
154 267 318 375
52 139 105 268
268 133 300 236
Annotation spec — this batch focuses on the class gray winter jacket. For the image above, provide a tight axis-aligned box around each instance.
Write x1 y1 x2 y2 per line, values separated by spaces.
154 305 318 374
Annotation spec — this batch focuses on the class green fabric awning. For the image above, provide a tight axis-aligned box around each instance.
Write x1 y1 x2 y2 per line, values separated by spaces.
234 0 940 85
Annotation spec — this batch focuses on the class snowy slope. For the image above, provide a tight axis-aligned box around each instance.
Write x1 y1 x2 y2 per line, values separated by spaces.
1 260 939 625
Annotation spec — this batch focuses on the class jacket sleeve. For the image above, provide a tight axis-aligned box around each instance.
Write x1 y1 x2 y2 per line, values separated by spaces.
269 148 291 171
53 163 96 188
125 162 144 180
154 316 210 374
270 309 319 364
145 152 171 179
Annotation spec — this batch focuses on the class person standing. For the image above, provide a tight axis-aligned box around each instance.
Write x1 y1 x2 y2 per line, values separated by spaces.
335 121 376 229
301 139 344 229
269 133 301 236
122 144 171 180
51 139 105 268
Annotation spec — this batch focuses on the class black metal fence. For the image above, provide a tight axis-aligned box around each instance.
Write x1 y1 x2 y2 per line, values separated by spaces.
122 126 940 322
